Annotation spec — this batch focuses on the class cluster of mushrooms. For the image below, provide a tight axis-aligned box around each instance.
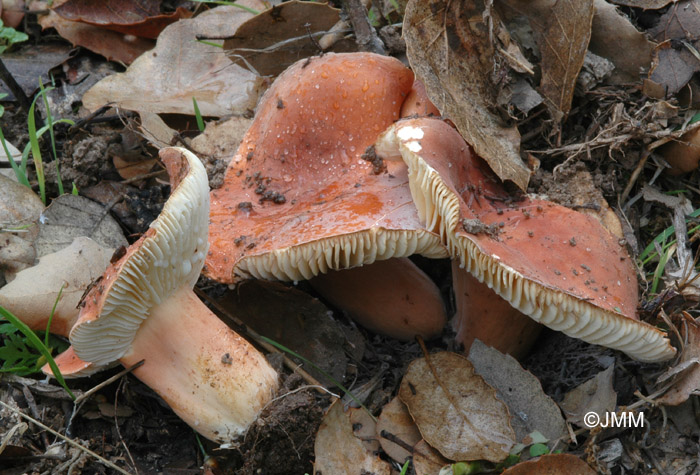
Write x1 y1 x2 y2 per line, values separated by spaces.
16 53 677 443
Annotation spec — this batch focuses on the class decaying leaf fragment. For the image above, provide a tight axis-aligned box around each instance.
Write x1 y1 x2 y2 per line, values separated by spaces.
412 439 450 475
313 400 392 475
376 396 422 464
403 0 530 191
398 351 515 462
658 318 700 406
82 3 266 117
589 0 656 84
559 364 617 427
0 175 43 280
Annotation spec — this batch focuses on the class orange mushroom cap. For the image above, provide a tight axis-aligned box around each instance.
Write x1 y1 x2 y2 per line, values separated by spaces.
205 53 447 284
375 118 676 362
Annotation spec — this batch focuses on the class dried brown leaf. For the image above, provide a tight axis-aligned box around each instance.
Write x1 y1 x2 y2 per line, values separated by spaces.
649 0 700 40
398 351 515 462
608 0 674 8
376 396 422 464
53 0 190 39
658 319 700 405
536 0 595 120
559 364 617 427
648 42 700 95
224 1 351 77
313 400 392 475
589 0 656 84
403 0 530 191
502 454 596 474
412 439 450 475
34 194 127 258
0 175 43 279
81 3 266 116
0 237 113 336
468 340 568 443
38 6 154 64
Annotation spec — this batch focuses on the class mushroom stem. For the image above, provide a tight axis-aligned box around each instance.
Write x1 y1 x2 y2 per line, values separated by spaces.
452 261 542 359
309 258 447 341
119 284 278 442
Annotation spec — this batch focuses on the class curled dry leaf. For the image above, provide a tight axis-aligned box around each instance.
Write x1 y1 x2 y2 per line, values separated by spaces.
658 319 700 406
38 7 154 64
224 0 351 77
502 453 596 474
398 351 515 462
0 237 113 336
34 194 127 258
53 0 191 39
376 396 422 464
82 2 266 117
468 340 568 443
412 439 450 475
313 400 392 475
403 0 530 191
0 175 44 280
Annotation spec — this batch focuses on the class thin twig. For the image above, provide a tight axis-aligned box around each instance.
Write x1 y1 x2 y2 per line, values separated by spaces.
342 0 385 54
73 360 144 404
0 57 33 115
0 400 132 475
21 385 50 450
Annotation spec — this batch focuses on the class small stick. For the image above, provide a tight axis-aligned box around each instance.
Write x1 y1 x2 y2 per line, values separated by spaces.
0 57 33 115
21 385 51 449
73 360 144 404
0 400 132 475
342 0 385 54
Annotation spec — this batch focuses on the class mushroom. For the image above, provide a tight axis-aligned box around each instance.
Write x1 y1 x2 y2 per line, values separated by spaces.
452 261 542 359
309 257 446 340
205 53 448 340
659 127 700 175
53 147 278 442
374 117 676 362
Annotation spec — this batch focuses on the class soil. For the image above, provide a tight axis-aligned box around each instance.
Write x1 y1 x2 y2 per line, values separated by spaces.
2 4 700 475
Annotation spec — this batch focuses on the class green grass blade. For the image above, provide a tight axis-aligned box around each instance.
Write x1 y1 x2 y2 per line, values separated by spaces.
39 80 63 195
639 208 700 264
0 305 75 400
651 245 673 295
0 127 29 187
45 283 65 347
27 93 45 203
192 97 205 132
